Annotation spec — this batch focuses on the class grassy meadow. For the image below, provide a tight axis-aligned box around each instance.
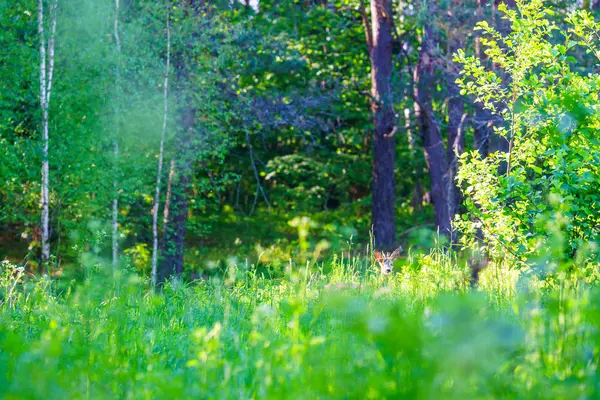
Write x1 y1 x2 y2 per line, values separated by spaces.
2 249 600 399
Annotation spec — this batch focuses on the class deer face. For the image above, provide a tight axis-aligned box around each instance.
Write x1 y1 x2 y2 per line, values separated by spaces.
374 248 401 275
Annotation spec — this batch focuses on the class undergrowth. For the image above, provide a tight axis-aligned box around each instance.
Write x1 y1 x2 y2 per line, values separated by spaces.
1 252 600 399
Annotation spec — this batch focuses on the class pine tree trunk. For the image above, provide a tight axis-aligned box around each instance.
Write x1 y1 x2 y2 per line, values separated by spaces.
414 7 452 239
404 107 423 210
489 0 511 172
368 0 396 250
473 106 492 158
447 29 466 239
447 81 465 235
472 0 495 160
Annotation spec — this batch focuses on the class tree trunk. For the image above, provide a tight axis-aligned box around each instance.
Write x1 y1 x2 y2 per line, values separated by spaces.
473 106 492 158
152 0 171 286
446 78 465 231
367 0 396 250
472 0 499 160
489 0 511 169
157 0 210 285
414 6 452 239
38 0 58 266
163 160 175 229
111 142 119 266
112 0 122 268
157 115 193 285
405 107 423 210
446 11 466 233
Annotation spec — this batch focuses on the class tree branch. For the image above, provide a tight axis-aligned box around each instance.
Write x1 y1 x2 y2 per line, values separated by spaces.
359 0 373 55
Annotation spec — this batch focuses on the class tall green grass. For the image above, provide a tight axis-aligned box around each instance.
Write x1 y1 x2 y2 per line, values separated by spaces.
1 253 599 399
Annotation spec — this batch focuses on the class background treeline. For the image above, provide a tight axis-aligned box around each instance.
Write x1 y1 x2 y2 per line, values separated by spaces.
0 0 599 282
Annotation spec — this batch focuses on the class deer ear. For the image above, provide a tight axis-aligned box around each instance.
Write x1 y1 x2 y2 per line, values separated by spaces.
374 251 383 261
390 247 401 259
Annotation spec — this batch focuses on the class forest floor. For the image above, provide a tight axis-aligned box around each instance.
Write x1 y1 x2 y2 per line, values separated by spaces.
1 249 600 399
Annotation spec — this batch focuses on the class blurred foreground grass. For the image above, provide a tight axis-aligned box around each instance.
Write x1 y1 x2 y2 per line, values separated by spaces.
1 251 600 399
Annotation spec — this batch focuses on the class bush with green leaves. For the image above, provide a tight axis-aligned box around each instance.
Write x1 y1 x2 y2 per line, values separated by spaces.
454 0 600 266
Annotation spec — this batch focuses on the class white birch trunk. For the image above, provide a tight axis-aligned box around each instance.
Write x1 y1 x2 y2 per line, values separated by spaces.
112 0 122 267
112 142 119 267
38 0 58 265
151 0 171 286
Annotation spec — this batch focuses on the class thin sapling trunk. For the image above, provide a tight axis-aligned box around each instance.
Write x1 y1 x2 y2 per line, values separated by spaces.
152 0 171 286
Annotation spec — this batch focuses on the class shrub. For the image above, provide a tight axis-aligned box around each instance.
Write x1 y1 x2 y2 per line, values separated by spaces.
455 0 600 266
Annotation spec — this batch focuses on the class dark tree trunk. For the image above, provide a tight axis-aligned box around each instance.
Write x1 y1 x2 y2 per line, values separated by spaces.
414 6 452 239
157 103 195 285
447 90 464 169
495 0 516 6
368 0 396 250
473 105 492 158
472 0 494 160
156 0 209 285
490 0 512 172
446 0 466 232
405 107 423 211
446 77 465 236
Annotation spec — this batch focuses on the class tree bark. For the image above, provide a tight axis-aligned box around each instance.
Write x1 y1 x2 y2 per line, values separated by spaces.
446 4 467 231
488 0 511 165
38 0 58 265
473 106 492 158
446 78 465 230
112 0 123 268
111 143 119 266
152 0 171 286
157 0 211 285
368 0 396 250
157 107 194 285
404 107 423 210
472 0 500 160
414 5 452 239
163 160 175 229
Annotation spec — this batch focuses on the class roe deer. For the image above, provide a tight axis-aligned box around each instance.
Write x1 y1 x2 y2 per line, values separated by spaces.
374 248 401 275
469 256 489 287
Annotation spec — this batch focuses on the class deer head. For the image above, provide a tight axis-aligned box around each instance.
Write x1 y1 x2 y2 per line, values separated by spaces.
374 248 401 274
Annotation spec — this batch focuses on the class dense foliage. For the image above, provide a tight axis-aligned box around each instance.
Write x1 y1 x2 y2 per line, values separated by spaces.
0 0 595 275
2 0 600 397
456 1 600 266
2 254 600 398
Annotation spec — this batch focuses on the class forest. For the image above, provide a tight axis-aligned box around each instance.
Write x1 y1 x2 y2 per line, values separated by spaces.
2 0 600 397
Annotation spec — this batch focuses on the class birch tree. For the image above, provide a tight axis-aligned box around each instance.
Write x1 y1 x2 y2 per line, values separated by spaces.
38 0 59 264
151 0 171 286
112 0 122 267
